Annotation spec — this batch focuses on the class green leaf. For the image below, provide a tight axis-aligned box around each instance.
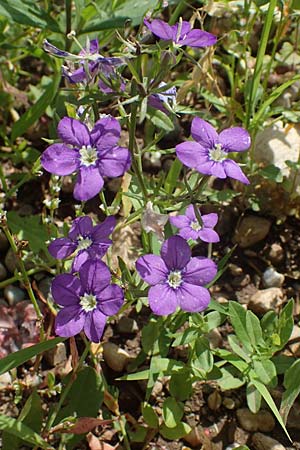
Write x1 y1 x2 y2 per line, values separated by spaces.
246 382 261 413
0 338 65 376
11 71 61 141
142 404 159 429
228 335 251 363
272 355 296 375
162 397 184 428
250 378 291 441
169 372 192 401
192 337 214 375
205 311 223 330
160 421 191 440
259 165 284 183
0 0 61 32
228 302 253 352
0 415 53 449
246 310 264 348
7 211 50 253
278 299 294 349
147 109 175 132
214 366 245 391
164 158 182 194
251 360 277 387
280 359 300 424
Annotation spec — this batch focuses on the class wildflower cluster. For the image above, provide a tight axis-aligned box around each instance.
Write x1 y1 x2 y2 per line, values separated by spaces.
41 15 251 344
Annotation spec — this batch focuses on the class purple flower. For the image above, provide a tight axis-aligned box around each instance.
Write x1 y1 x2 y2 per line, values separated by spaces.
48 215 116 271
41 115 131 201
144 19 217 48
148 82 176 114
176 118 251 184
170 205 219 243
52 259 124 342
136 236 217 315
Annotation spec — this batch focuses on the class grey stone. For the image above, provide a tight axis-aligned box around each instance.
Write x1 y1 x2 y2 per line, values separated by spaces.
0 262 7 281
117 316 138 334
38 277 53 300
4 248 19 273
263 267 285 288
0 230 9 251
4 285 25 305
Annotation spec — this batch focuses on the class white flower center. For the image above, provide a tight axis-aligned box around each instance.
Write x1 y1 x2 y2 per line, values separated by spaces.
190 220 202 231
209 143 227 162
167 270 182 289
79 293 97 312
79 145 98 167
77 235 92 251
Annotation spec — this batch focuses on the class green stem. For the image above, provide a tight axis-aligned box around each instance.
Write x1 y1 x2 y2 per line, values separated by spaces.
0 267 53 289
65 0 72 51
1 219 45 339
245 0 276 129
44 341 90 433
169 0 187 25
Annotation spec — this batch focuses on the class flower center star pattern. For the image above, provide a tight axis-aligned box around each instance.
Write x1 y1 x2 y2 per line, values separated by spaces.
48 215 116 272
176 117 251 184
52 259 124 342
136 235 217 315
170 205 220 243
41 115 131 201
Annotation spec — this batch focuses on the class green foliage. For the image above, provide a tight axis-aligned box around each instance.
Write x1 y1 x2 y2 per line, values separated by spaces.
0 415 53 449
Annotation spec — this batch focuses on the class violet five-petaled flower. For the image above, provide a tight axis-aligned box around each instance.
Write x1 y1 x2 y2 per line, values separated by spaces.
148 81 177 114
136 236 217 316
170 205 219 243
52 259 124 342
41 115 131 201
48 215 116 272
176 117 251 184
144 18 217 48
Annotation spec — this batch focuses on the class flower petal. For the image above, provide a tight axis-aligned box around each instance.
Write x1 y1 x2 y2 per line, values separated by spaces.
51 273 82 306
200 161 226 178
63 66 87 84
176 141 208 170
144 19 176 41
136 254 168 285
55 305 85 337
72 250 90 272
74 166 104 201
161 236 191 270
68 216 93 240
178 228 199 240
178 283 211 312
98 146 131 177
83 309 106 342
148 284 178 315
191 117 218 148
41 144 79 176
91 216 116 241
178 29 217 47
199 228 220 243
184 257 217 285
202 213 218 228
178 21 191 38
48 238 76 259
91 116 121 148
79 259 111 294
185 204 197 220
97 284 124 316
219 127 251 152
169 215 190 229
223 159 250 184
57 117 91 147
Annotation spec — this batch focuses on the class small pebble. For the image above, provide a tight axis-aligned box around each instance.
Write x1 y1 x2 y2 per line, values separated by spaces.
262 267 285 288
117 316 138 334
38 277 53 300
208 390 222 410
103 342 132 372
0 262 7 281
237 408 275 432
45 342 67 367
4 248 19 273
0 230 9 251
4 285 25 305
252 432 286 450
223 397 236 410
248 287 283 314
268 243 284 265
0 372 12 388
233 216 271 248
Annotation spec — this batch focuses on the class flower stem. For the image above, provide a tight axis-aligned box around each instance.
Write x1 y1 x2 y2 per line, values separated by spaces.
44 341 90 433
0 215 45 340
65 0 72 51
